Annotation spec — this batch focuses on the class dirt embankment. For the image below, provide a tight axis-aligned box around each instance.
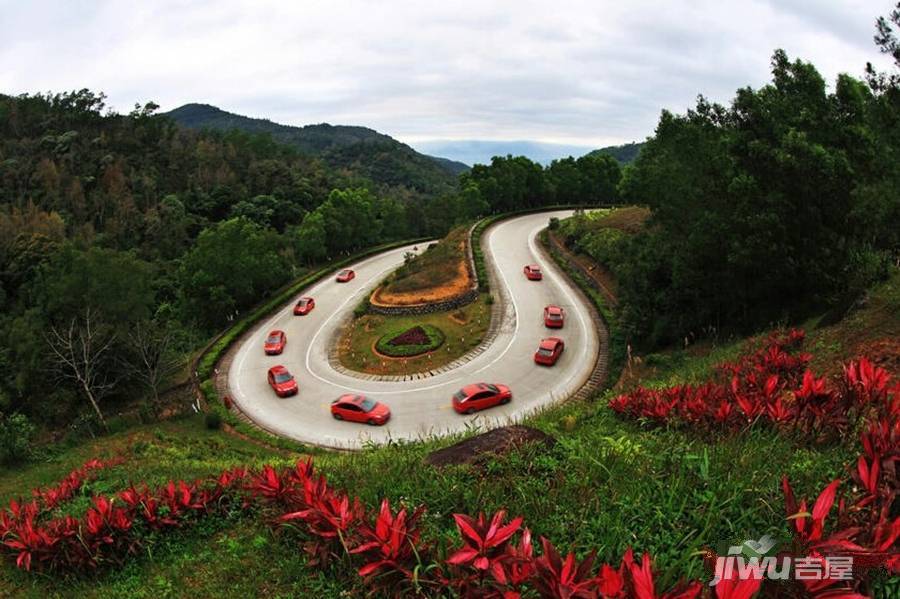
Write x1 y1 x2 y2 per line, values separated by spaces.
372 227 474 306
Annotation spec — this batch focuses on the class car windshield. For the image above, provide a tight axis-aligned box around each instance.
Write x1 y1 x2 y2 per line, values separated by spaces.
298 299 308 306
485 384 499 393
274 372 292 383
548 312 562 319
531 267 541 272
359 398 377 412
537 348 554 356
340 270 350 276
266 335 281 343
453 390 468 401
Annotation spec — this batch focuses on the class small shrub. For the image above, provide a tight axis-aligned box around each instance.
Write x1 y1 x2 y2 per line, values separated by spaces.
0 412 35 464
205 411 222 430
548 216 560 230
354 298 370 318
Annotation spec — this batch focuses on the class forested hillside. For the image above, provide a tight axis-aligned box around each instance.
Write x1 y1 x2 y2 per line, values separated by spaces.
588 141 644 163
166 103 468 195
0 90 463 443
0 89 621 451
563 47 900 347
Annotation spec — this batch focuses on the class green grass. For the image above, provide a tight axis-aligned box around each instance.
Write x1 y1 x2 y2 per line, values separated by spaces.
338 295 491 375
381 227 469 295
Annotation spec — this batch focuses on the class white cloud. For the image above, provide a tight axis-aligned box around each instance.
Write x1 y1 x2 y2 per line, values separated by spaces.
0 0 894 146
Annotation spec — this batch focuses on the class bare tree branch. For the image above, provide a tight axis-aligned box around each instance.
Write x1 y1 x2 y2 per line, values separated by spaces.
44 306 118 428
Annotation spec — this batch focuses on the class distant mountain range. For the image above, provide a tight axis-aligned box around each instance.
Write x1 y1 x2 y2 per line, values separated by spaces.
165 104 645 195
165 104 469 196
409 139 645 167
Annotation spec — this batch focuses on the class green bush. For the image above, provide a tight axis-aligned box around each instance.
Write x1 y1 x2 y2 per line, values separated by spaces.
354 297 371 318
0 413 35 464
205 411 222 430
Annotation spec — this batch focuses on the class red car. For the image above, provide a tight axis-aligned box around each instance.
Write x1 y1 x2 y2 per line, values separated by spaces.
267 365 298 397
452 383 511 415
524 264 543 280
336 269 355 282
534 337 565 366
544 305 565 328
330 394 391 425
294 297 315 315
263 330 287 354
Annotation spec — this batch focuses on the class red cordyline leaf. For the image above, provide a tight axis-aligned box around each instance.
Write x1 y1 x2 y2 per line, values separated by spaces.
598 560 625 598
622 548 701 599
250 465 292 503
532 537 599 599
855 455 880 495
350 498 425 579
496 527 535 589
844 357 892 404
714 576 762 599
447 510 523 571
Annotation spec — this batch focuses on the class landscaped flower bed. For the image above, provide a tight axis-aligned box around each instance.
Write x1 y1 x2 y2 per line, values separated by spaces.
608 329 898 439
375 324 445 357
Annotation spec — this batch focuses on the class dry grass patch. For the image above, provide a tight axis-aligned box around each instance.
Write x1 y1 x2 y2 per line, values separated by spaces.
373 226 473 305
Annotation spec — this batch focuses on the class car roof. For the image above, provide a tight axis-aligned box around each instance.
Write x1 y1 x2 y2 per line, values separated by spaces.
337 393 367 403
539 337 562 349
545 305 562 313
269 365 289 374
460 383 486 395
528 264 540 269
268 329 284 336
298 297 312 302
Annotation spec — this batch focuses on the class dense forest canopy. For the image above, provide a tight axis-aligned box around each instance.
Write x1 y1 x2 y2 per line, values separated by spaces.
563 37 900 347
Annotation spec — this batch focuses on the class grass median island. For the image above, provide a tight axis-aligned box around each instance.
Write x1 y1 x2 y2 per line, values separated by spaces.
338 295 491 375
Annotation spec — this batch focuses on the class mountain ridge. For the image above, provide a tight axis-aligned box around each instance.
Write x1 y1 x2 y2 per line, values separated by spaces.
165 103 469 194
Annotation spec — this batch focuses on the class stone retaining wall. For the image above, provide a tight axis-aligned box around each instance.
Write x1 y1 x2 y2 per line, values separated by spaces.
367 287 480 316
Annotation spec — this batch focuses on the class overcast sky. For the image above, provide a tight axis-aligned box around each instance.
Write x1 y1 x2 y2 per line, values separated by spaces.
1 1 894 147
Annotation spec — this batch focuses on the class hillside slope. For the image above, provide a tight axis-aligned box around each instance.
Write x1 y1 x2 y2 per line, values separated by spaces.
588 141 645 163
166 104 467 194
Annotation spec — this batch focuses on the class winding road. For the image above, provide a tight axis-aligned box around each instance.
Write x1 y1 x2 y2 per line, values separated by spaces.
227 210 601 449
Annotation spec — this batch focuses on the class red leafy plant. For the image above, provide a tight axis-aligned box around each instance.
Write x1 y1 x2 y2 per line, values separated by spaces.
609 330 890 440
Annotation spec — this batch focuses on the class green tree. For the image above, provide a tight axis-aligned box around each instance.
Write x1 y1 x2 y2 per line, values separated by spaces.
179 218 287 329
292 210 328 264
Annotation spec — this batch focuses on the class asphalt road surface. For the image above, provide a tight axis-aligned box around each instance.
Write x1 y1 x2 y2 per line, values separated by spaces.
228 210 600 449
